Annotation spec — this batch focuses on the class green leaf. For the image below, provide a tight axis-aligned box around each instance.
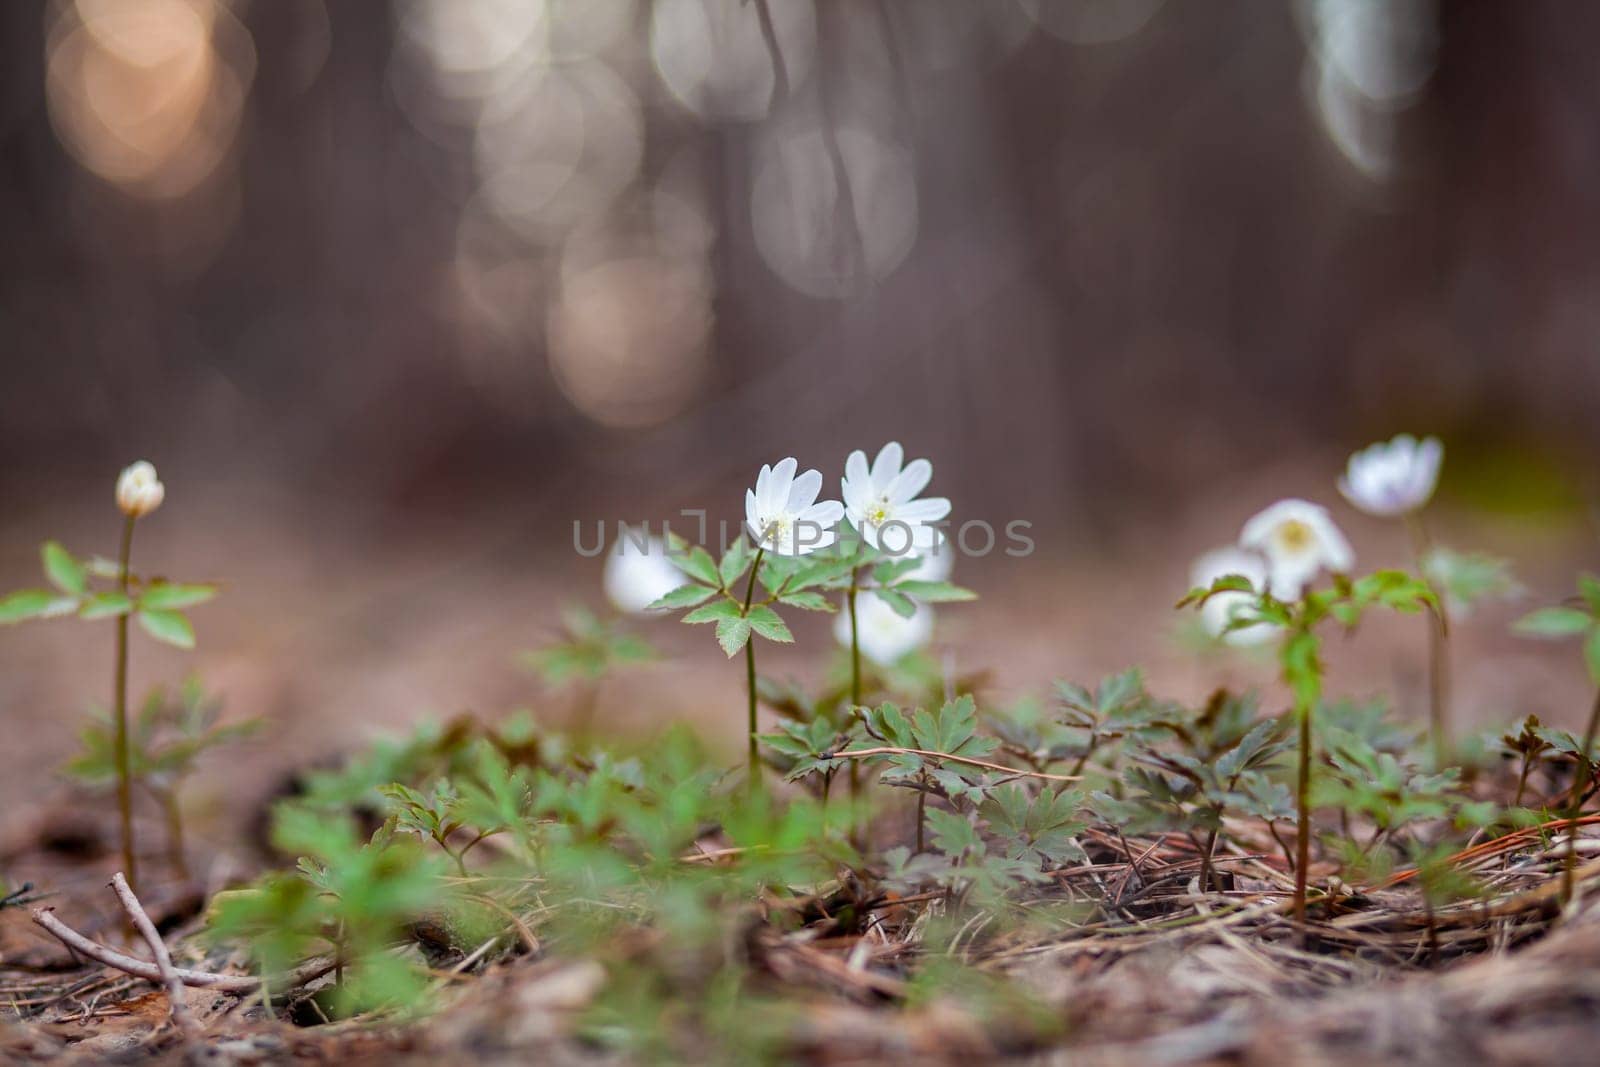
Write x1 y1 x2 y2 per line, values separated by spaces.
666 532 720 588
777 591 834 612
1581 574 1600 615
42 542 86 595
1514 606 1593 638
745 605 793 644
892 580 977 603
139 583 217 611
682 599 742 625
718 537 753 590
80 592 134 620
0 589 58 624
1587 627 1600 688
715 617 752 657
137 609 196 649
646 583 716 612
875 589 917 619
926 808 981 857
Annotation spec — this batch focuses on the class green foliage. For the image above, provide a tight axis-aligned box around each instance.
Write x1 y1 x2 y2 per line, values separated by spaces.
0 540 215 645
1515 577 1600 686
64 675 259 790
1422 547 1522 617
521 606 654 686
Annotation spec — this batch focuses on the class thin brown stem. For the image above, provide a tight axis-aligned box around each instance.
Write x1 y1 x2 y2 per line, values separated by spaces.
113 514 138 894
1405 514 1450 764
1294 699 1313 929
110 873 198 1038
156 788 190 884
822 747 1080 782
1561 687 1600 905
31 908 337 993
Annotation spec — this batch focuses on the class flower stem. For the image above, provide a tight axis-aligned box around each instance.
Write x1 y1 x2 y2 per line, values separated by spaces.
847 570 862 823
1405 514 1450 765
743 548 765 794
1561 687 1600 905
1294 699 1312 929
113 513 138 894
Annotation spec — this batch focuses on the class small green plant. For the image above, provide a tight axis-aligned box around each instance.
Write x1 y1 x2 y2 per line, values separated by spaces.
64 676 258 882
521 606 655 733
0 463 215 891
1514 574 1600 903
1183 497 1439 925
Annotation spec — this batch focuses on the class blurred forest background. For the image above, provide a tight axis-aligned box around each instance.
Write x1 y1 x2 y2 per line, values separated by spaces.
2 1 1598 814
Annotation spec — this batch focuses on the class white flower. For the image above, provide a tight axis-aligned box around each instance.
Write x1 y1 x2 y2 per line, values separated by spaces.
1338 434 1443 518
115 461 164 518
907 531 954 583
841 442 951 553
745 458 845 556
1190 547 1277 646
603 531 686 614
835 590 934 666
1239 499 1354 600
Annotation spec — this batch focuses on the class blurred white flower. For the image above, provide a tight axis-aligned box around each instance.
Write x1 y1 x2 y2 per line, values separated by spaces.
835 590 934 666
1190 547 1277 646
1239 499 1354 600
115 461 164 518
1337 434 1442 518
603 531 686 614
745 457 845 556
841 442 951 553
907 531 954 583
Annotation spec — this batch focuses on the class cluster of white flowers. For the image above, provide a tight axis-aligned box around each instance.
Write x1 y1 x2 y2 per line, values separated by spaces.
1194 433 1443 644
605 442 952 665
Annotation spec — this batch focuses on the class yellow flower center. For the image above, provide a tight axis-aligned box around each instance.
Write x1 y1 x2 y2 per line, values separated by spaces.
1274 519 1314 554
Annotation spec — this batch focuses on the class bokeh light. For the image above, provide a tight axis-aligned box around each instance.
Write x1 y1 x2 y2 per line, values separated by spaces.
650 0 817 122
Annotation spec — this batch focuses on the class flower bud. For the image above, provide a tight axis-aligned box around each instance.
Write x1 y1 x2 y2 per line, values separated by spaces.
116 461 165 518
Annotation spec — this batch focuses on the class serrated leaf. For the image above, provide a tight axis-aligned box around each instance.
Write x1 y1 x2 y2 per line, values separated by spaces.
718 537 753 589
1515 606 1593 638
891 580 976 603
139 583 217 611
137 609 195 649
682 599 742 625
925 808 981 857
80 592 134 620
746 605 793 643
715 617 752 657
647 583 716 612
42 542 86 595
666 532 720 587
777 591 834 612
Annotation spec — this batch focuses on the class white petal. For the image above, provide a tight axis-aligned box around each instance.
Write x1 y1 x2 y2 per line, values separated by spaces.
893 496 950 523
886 458 933 504
843 450 870 496
787 468 823 511
870 441 903 487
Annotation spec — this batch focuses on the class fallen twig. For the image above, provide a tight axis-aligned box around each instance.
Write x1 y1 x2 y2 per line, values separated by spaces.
820 747 1080 783
30 908 338 993
109 873 200 1038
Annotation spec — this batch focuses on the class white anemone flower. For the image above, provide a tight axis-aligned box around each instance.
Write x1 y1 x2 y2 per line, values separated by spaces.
835 590 934 666
1338 434 1443 518
115 461 165 518
907 531 954 583
841 442 952 554
1239 499 1354 601
603 531 686 615
1190 547 1277 647
745 458 845 556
